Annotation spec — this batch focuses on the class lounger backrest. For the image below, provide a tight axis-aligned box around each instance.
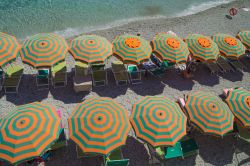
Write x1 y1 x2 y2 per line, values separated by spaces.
106 159 129 166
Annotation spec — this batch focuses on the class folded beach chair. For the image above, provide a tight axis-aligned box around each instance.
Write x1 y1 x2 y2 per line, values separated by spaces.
204 62 222 75
4 65 23 94
111 61 129 86
217 56 235 72
36 68 50 90
76 146 99 159
51 61 67 88
73 61 92 92
91 64 108 87
127 65 142 84
227 59 245 71
236 123 250 143
104 148 129 166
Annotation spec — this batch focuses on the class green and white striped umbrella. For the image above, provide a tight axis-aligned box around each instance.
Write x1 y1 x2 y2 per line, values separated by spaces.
130 96 187 147
113 34 152 64
225 88 250 128
20 33 68 68
213 34 245 59
185 91 234 137
185 34 220 62
0 102 61 164
237 31 250 50
0 32 20 67
69 35 112 64
151 33 189 63
68 97 131 155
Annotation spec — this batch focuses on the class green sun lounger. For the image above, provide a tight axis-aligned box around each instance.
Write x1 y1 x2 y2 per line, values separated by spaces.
91 64 107 87
0 69 4 91
112 61 129 86
105 148 129 166
50 129 67 150
51 61 67 88
204 62 222 75
36 68 50 90
76 146 100 159
4 65 23 93
217 56 235 72
127 65 141 84
236 123 250 143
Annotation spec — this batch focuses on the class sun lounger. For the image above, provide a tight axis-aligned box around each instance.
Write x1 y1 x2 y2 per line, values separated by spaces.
91 64 108 87
112 61 129 86
217 56 235 72
4 65 23 94
73 61 92 92
142 60 165 78
227 59 245 71
235 123 250 143
50 129 67 150
76 146 99 159
148 137 199 163
105 148 129 166
204 62 222 75
127 65 142 84
51 61 67 88
36 68 50 90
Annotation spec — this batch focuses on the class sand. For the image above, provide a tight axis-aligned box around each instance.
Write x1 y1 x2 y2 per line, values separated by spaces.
1 0 250 165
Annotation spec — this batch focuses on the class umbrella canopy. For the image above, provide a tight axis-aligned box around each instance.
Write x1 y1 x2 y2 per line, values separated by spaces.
20 33 68 68
69 35 112 64
130 96 187 147
237 31 250 50
0 32 20 67
225 88 250 128
151 33 189 64
68 97 131 155
0 102 61 164
213 34 245 59
113 34 152 64
185 34 220 62
185 91 234 136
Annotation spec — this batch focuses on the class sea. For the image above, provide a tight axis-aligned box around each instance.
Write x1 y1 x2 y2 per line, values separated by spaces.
0 0 235 40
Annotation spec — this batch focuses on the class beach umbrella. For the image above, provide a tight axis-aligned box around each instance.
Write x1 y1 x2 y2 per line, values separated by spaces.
68 97 131 155
0 32 20 67
151 33 190 63
213 34 245 59
69 35 112 64
20 33 68 68
185 91 234 137
237 31 250 50
225 88 250 128
0 102 61 164
185 34 220 62
112 34 152 64
130 96 187 147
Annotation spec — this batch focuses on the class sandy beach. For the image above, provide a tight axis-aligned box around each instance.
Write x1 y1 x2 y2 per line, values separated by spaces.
1 0 250 165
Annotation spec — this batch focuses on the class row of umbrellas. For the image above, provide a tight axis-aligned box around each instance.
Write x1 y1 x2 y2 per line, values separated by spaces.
0 31 249 68
0 89 249 164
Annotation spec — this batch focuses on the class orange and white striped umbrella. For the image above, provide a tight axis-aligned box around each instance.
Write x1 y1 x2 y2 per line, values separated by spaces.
68 97 131 155
0 102 61 164
20 33 68 68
